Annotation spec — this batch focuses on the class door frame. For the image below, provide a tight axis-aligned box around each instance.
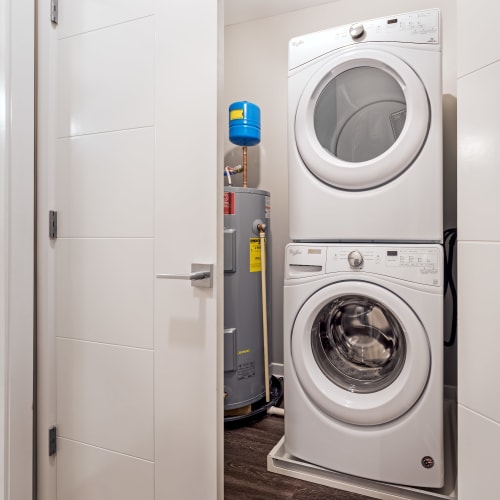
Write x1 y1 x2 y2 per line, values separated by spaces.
0 0 35 497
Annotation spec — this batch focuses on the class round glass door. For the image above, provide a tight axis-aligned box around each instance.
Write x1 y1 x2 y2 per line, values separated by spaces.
314 67 407 163
295 49 429 190
311 294 406 394
291 281 430 426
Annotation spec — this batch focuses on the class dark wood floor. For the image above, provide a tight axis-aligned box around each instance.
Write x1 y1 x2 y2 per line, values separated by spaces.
224 414 375 499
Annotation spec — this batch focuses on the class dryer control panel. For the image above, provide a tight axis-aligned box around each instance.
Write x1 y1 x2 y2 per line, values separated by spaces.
285 244 442 287
289 9 440 71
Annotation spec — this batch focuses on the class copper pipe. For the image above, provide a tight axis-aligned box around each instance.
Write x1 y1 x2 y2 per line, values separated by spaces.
242 146 248 188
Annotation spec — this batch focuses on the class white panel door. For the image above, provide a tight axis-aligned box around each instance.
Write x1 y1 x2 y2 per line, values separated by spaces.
37 1 223 499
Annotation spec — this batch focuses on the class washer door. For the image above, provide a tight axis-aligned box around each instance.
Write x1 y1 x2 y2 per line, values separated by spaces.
295 49 429 190
291 281 430 426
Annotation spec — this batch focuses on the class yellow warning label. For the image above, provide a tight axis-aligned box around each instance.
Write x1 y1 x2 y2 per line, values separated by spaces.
230 109 244 120
237 349 250 355
249 238 261 273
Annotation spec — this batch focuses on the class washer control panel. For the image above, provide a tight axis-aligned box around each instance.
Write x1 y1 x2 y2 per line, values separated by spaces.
385 248 438 270
285 244 442 287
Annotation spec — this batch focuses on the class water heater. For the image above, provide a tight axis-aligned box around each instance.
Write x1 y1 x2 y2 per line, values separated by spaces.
224 187 271 411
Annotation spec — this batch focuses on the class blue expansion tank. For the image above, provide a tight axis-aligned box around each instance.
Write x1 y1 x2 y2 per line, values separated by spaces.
229 101 261 147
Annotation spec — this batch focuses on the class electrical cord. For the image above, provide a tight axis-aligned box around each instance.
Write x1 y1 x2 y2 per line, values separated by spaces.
443 228 457 347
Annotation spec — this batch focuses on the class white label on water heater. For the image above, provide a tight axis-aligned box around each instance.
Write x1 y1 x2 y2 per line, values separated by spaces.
265 196 271 219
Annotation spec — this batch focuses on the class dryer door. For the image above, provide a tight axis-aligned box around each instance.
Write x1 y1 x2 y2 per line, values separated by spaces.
291 281 430 426
295 48 429 190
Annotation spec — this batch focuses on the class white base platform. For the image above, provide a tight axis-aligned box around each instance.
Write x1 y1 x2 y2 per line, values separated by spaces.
268 395 457 500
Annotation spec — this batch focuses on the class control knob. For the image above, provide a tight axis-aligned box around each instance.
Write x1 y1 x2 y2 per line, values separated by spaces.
349 23 365 39
348 250 364 269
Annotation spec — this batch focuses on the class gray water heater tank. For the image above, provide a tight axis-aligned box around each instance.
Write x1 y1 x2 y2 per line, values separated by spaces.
224 186 271 411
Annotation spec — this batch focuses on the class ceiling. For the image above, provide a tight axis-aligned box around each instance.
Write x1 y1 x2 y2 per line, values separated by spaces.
224 0 340 26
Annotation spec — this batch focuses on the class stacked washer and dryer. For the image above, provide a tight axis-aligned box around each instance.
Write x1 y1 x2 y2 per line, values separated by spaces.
284 9 445 488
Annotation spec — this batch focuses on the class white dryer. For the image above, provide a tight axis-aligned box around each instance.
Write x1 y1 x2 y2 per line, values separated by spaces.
288 9 442 242
284 243 444 487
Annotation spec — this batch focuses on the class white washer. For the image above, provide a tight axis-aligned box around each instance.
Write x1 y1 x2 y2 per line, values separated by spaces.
284 243 444 487
288 9 442 242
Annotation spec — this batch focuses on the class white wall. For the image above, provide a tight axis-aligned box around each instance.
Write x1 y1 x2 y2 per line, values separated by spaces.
457 1 500 497
225 0 457 369
0 0 35 497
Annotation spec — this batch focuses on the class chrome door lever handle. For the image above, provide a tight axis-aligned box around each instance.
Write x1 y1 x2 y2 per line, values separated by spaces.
156 263 213 288
158 271 209 281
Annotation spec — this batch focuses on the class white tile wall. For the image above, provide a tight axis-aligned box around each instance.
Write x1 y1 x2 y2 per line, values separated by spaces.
56 17 154 137
457 62 500 242
458 406 500 499
458 242 500 423
57 438 154 500
55 239 154 349
458 0 500 493
57 0 154 39
55 127 154 238
458 0 500 78
57 338 154 460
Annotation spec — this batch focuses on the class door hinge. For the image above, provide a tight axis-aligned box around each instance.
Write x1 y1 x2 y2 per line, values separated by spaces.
49 210 57 240
50 0 58 24
48 426 57 456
